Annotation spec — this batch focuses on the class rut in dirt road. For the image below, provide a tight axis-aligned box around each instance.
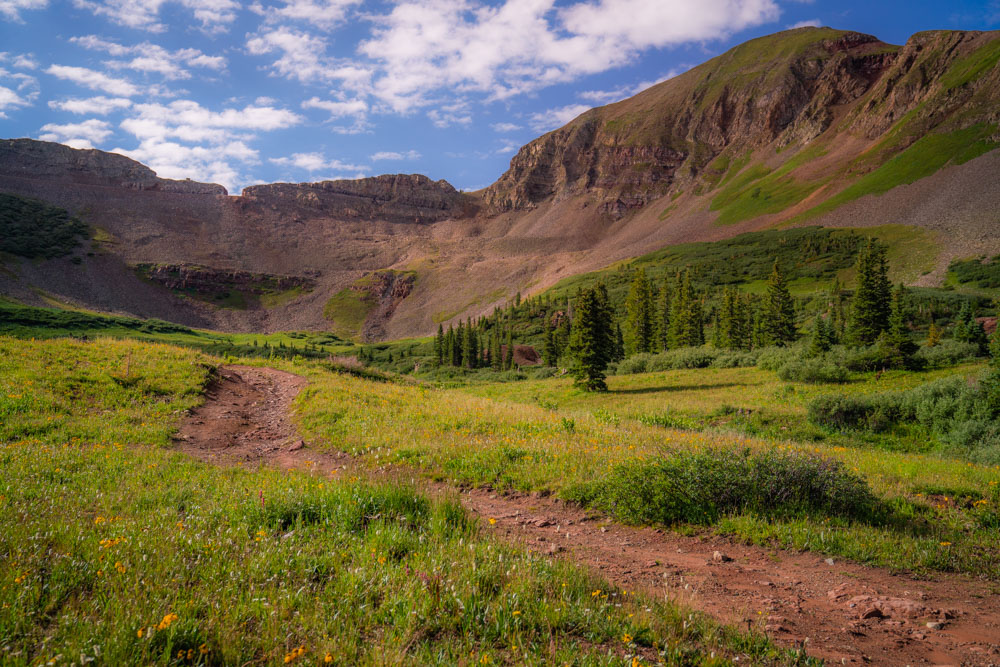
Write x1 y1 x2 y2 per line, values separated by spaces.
175 366 1000 667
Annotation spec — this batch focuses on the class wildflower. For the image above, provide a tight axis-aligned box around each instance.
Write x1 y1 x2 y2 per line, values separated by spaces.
200 644 209 655
512 610 521 616
157 613 179 630
137 629 143 638
940 541 952 547
623 633 632 643
324 653 333 663
115 561 126 573
489 518 496 525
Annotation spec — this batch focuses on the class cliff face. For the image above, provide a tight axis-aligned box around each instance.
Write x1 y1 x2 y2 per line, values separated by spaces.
240 174 477 224
0 139 227 195
483 29 999 217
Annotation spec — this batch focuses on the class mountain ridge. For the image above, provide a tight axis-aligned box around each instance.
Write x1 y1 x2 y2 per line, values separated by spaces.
1 27 998 340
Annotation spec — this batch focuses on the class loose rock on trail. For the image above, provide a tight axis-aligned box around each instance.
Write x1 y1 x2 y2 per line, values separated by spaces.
176 366 1000 666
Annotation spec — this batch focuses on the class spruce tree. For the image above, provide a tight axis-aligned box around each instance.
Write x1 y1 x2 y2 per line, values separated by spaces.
434 324 445 365
847 240 892 345
927 320 942 347
504 329 514 370
614 322 625 362
809 316 833 356
878 283 919 369
544 324 558 367
567 284 614 391
624 268 655 355
761 260 796 346
655 279 672 352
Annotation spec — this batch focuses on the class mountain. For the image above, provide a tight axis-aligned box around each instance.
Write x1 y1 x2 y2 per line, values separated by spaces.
1 27 999 339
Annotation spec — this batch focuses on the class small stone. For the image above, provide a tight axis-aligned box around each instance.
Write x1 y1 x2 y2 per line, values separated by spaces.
533 518 554 528
287 439 305 452
548 544 563 555
824 558 836 566
764 623 786 633
713 551 733 563
926 621 945 630
600 526 607 533
644 560 659 568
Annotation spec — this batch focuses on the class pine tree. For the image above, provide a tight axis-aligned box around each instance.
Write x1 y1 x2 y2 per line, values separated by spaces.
614 322 625 362
624 268 655 355
567 284 614 391
761 260 796 346
504 329 514 370
878 283 919 369
490 332 501 370
847 240 892 345
544 324 558 367
809 316 834 356
655 279 672 352
434 324 445 365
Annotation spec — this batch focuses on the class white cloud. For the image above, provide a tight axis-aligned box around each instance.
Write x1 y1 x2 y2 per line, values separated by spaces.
358 0 780 113
788 19 821 29
269 151 366 175
71 36 227 81
247 28 336 83
46 64 140 97
253 0 361 29
0 0 46 22
528 103 592 131
38 118 113 148
12 54 38 69
301 96 370 134
111 100 303 191
427 100 472 128
491 122 521 132
370 150 420 161
495 140 519 154
71 0 238 33
48 96 133 114
0 85 28 118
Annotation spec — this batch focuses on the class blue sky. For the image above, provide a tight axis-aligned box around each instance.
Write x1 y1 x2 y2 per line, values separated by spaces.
1 0 997 193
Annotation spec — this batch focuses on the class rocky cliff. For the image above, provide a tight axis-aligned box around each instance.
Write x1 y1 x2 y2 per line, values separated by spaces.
483 29 999 218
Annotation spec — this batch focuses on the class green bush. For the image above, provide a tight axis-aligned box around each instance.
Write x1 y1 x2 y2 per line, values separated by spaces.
616 353 652 374
648 347 716 370
756 345 800 371
569 447 880 526
709 350 759 368
915 340 981 368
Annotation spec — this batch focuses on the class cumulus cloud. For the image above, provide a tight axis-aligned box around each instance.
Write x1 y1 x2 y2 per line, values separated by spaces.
71 36 226 80
491 122 521 132
370 149 420 161
269 151 366 178
46 64 140 97
39 118 113 148
0 85 29 118
12 54 38 69
48 96 133 114
112 100 303 191
251 0 361 29
301 96 369 134
528 103 592 131
0 0 47 22
71 0 239 33
358 0 780 113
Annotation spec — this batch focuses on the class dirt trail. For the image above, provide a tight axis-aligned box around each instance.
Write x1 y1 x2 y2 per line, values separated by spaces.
176 366 1000 666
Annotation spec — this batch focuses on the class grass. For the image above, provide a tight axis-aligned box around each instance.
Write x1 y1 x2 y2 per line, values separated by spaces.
323 288 372 339
280 356 1000 578
0 336 811 666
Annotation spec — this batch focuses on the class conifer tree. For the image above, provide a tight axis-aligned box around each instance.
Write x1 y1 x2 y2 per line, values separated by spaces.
761 260 796 346
624 268 655 355
655 279 672 351
504 329 514 370
878 283 919 369
809 316 834 356
544 324 558 367
434 324 445 365
567 284 614 391
614 321 625 362
927 320 942 347
490 332 501 370
847 240 892 345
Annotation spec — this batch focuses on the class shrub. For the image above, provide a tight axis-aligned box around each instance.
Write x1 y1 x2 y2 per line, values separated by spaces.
615 353 652 375
915 340 981 368
571 447 879 526
756 345 800 371
808 394 892 432
710 350 759 368
648 347 716 371
776 357 850 383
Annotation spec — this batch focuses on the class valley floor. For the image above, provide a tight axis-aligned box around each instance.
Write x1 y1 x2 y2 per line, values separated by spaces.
179 364 1000 665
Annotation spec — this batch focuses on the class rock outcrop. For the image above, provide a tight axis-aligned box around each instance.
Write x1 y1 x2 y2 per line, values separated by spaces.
241 174 477 224
0 139 227 195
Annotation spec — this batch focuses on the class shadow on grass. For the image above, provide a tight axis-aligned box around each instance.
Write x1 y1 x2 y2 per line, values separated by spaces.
609 382 743 395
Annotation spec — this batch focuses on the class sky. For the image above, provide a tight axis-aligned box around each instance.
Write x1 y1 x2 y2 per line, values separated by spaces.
1 0 998 194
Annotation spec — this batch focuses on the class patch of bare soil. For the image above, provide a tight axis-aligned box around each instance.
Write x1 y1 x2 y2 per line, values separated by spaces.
176 366 1000 666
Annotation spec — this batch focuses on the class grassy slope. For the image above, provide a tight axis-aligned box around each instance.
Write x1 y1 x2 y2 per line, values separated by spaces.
1 337 806 666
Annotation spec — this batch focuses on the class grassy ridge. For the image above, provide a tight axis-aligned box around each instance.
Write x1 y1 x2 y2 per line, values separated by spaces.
0 337 809 666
